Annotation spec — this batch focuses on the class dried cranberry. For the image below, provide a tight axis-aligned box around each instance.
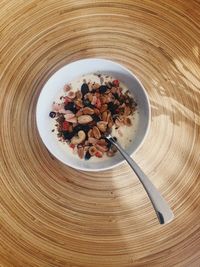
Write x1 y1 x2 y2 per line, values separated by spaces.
62 121 69 131
113 80 119 87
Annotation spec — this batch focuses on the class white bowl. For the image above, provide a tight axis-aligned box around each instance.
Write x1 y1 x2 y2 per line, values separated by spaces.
36 58 150 171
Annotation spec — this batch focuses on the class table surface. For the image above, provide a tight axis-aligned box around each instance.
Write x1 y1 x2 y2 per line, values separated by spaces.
0 1 200 266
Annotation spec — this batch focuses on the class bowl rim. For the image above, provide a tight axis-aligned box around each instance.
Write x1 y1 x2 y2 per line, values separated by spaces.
36 58 151 172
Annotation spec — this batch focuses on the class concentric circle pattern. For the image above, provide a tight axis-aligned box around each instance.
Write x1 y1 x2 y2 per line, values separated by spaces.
0 1 200 266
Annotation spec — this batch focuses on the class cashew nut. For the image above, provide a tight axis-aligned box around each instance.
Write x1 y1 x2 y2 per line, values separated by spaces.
71 130 86 145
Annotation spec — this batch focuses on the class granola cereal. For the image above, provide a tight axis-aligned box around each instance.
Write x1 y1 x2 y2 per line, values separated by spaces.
49 73 137 160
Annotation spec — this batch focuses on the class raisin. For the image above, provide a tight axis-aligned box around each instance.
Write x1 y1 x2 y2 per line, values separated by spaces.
85 151 91 160
81 83 89 96
49 111 56 118
99 85 108 94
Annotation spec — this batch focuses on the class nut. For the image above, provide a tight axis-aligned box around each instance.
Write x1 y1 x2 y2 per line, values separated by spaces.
89 146 97 156
88 137 98 145
100 104 108 113
68 124 73 132
92 126 101 139
71 130 86 145
76 110 83 117
115 117 124 127
108 120 114 128
107 150 115 157
102 111 108 121
124 106 131 116
94 108 100 115
88 93 93 102
63 84 71 92
76 91 82 99
82 107 94 115
92 83 100 89
97 121 108 133
91 95 97 105
106 111 111 123
95 144 108 152
77 115 93 124
111 87 117 94
67 91 76 99
77 146 84 159
100 96 107 104
64 114 77 123
124 117 132 126
97 139 107 146
75 99 84 108
88 129 94 138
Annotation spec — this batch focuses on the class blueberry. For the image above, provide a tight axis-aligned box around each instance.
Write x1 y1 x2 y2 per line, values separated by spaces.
81 83 89 96
85 151 91 160
62 131 74 140
49 111 56 118
99 85 108 94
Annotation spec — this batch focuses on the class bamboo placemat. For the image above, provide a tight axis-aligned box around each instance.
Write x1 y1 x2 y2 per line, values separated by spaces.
0 1 200 266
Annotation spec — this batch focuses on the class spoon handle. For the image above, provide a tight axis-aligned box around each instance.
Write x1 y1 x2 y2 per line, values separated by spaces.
108 137 174 224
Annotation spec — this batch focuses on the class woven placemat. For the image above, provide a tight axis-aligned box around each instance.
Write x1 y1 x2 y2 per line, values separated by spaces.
0 1 200 266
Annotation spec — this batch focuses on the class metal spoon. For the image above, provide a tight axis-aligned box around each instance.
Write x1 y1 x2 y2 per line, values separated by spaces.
105 133 174 224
